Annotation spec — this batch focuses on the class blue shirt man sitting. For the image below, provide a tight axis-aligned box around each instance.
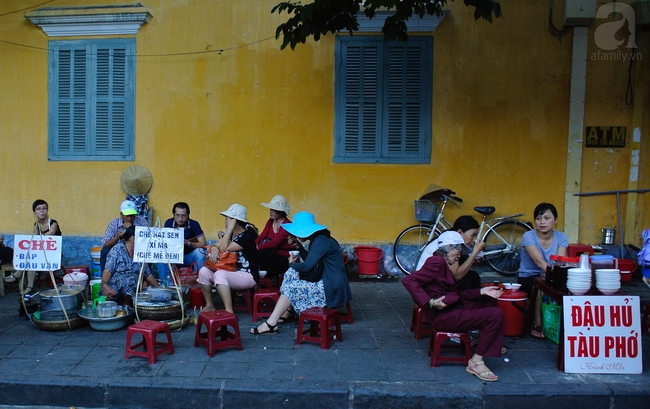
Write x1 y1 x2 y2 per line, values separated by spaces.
158 202 207 284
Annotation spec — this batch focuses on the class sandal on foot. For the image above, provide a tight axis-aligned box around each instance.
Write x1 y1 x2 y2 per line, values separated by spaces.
20 287 33 296
250 321 278 335
501 346 508 355
530 325 545 339
277 310 295 324
466 360 499 382
4 274 17 283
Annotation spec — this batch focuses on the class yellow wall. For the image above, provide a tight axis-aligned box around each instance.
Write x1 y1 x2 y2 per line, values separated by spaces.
0 0 648 246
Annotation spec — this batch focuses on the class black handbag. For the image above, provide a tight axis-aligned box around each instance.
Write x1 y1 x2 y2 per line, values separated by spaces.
299 261 324 282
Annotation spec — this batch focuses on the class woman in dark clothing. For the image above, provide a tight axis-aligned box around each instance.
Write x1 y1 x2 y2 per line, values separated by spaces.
251 211 351 335
403 231 505 382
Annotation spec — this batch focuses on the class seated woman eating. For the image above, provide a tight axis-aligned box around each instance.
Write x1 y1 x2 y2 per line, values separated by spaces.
417 215 486 291
101 225 159 306
197 203 259 313
251 211 352 335
255 195 295 282
403 231 505 382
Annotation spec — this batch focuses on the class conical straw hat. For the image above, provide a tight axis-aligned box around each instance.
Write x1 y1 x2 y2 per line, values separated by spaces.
120 165 153 196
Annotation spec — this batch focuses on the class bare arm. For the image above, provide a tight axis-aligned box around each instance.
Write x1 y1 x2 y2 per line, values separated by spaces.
452 240 486 280
524 244 548 272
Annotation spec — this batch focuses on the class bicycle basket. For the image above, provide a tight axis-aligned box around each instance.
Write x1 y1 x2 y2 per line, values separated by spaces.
413 200 438 222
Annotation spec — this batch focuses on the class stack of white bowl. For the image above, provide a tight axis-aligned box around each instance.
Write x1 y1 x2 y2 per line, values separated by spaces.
595 268 621 295
566 268 591 295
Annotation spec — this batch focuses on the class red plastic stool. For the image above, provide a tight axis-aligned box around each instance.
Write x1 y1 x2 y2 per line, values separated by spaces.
231 287 254 315
428 330 472 367
194 310 242 356
567 243 594 258
124 320 175 364
252 289 280 322
410 304 432 340
296 307 342 349
338 302 354 324
258 277 274 289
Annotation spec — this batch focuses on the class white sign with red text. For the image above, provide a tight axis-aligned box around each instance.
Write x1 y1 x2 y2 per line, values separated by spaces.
12 235 63 271
133 226 184 264
563 295 642 374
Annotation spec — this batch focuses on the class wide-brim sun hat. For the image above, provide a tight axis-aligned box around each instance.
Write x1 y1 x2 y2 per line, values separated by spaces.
261 195 290 215
120 165 153 196
281 212 327 238
219 203 248 223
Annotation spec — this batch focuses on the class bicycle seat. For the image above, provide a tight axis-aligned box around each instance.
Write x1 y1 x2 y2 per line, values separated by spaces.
474 206 496 216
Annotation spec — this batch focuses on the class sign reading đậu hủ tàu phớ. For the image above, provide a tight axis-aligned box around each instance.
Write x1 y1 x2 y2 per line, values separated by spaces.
563 295 642 374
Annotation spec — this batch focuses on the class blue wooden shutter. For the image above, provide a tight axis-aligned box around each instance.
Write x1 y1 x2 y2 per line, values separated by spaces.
49 39 135 161
384 40 432 160
334 36 432 164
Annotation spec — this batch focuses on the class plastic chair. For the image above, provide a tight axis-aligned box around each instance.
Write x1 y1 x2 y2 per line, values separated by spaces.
296 307 342 349
428 330 472 367
125 320 175 364
252 288 280 322
194 310 242 356
410 304 432 339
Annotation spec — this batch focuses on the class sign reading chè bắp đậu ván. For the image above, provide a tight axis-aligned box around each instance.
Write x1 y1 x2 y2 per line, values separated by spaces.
12 235 62 271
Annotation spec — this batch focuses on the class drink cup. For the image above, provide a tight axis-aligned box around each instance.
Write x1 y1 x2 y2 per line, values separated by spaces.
93 296 107 307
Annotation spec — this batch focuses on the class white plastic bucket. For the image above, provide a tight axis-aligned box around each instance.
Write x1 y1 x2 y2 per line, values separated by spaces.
64 272 88 289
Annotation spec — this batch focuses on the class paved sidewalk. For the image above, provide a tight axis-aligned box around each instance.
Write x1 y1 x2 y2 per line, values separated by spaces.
0 277 648 409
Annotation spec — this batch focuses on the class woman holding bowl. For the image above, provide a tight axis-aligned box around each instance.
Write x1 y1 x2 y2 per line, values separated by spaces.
251 211 351 335
403 231 505 382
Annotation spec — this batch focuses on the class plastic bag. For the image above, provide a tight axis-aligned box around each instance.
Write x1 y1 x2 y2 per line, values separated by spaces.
637 229 650 266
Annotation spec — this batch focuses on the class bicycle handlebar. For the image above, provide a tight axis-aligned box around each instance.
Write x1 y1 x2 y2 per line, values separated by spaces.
443 189 463 203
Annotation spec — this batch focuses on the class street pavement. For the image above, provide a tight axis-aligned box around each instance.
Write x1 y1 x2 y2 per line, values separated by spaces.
0 274 648 409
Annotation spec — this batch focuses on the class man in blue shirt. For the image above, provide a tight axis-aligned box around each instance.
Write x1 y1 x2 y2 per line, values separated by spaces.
158 202 207 284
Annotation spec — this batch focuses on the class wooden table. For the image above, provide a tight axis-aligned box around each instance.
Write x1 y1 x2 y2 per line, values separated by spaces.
530 277 626 371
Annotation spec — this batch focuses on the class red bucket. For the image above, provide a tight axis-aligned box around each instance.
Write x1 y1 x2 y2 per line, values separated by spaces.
617 258 637 282
354 246 384 275
497 290 528 337
189 286 206 309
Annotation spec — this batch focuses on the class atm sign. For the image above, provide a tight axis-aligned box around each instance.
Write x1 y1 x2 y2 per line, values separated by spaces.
586 126 626 148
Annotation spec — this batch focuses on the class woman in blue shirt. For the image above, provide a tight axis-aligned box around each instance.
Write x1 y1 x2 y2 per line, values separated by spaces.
518 203 568 339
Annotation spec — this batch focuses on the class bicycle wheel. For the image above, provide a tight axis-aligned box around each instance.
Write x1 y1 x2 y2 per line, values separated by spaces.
483 220 532 276
393 224 436 274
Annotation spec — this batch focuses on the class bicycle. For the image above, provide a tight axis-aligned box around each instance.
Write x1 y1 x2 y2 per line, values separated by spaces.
393 186 533 276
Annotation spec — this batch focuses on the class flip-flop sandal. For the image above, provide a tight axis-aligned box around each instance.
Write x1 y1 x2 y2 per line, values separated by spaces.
277 310 295 324
250 321 278 335
20 287 33 296
466 360 499 382
530 325 546 339
4 274 17 283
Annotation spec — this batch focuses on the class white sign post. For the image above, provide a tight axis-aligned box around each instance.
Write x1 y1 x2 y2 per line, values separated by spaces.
12 235 63 271
133 227 184 264
563 295 642 374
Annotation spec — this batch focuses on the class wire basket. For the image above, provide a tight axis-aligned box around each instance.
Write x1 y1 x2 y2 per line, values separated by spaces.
413 200 438 222
542 302 562 344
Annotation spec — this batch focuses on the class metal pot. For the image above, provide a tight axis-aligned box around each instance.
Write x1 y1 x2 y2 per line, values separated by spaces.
601 227 615 245
39 288 82 311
